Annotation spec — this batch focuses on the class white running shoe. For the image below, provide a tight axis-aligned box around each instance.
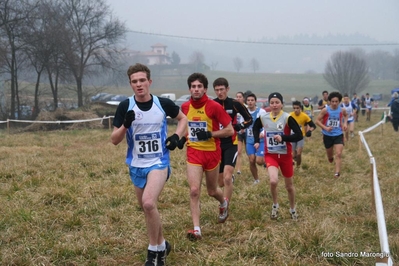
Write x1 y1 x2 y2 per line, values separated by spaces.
271 206 279 220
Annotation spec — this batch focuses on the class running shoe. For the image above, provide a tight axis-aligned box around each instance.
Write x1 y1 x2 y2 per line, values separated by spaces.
218 198 229 223
271 206 279 220
232 174 235 183
253 179 260 185
291 211 299 221
157 240 171 266
186 230 202 241
145 250 158 266
334 172 340 178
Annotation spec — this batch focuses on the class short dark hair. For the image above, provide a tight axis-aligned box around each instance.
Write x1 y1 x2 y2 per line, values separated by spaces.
236 91 245 98
213 77 229 88
127 63 151 80
322 90 328 95
292 100 302 108
328 91 343 102
187 73 208 89
245 93 257 101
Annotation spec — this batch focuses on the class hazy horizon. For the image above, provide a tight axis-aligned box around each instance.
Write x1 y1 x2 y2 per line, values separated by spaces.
106 0 399 43
105 1 399 73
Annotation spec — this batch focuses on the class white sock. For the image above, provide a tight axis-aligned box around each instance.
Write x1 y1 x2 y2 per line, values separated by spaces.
220 199 227 208
273 203 279 209
194 226 201 234
157 240 165 251
148 244 157 252
290 208 296 213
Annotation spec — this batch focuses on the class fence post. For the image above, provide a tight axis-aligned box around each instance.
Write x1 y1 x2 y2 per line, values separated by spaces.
375 256 389 265
370 157 375 213
108 116 112 130
7 119 9 134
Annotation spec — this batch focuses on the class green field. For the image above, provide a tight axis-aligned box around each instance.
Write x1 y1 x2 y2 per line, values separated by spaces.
107 71 398 103
4 73 398 110
0 111 398 265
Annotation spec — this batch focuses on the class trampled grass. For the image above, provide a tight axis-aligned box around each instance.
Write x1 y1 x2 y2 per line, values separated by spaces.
0 110 398 265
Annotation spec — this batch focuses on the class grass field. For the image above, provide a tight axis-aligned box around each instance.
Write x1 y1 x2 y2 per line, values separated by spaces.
0 109 398 265
110 71 398 102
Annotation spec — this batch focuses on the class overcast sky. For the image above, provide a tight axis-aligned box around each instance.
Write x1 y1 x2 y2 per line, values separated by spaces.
106 0 399 43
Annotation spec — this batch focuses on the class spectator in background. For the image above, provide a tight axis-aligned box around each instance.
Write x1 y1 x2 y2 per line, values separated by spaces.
387 92 398 107
360 95 366 116
318 91 329 110
364 93 374 121
312 95 319 105
389 92 399 132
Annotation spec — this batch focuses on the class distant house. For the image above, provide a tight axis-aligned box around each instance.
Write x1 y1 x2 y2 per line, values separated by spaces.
124 43 171 65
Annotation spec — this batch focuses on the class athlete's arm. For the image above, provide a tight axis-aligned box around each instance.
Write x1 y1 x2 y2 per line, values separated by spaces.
160 98 188 138
282 116 303 142
341 108 348 131
233 101 253 129
252 118 263 144
305 120 317 131
111 99 129 145
315 108 327 130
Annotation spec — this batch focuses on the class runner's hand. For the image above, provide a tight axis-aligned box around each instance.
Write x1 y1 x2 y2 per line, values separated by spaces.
123 110 135 128
165 134 179 150
196 131 212 141
177 136 187 149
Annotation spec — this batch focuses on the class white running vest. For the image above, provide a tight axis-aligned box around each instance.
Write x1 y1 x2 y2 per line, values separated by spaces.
260 112 290 154
125 96 169 168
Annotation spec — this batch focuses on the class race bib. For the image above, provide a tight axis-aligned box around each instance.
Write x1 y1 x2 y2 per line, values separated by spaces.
266 131 286 151
134 132 162 159
188 121 207 142
327 118 340 128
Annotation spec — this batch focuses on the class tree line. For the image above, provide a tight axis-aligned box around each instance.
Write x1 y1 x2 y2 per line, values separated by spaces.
229 48 399 96
1 0 398 120
0 0 127 119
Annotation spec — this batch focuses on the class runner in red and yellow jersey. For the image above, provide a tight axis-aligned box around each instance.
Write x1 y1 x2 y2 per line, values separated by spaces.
181 73 234 241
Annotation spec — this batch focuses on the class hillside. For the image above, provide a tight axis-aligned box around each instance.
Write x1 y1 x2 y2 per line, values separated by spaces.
125 31 397 74
106 72 398 103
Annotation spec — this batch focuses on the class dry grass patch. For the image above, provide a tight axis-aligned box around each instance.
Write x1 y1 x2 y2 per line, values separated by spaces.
0 111 398 265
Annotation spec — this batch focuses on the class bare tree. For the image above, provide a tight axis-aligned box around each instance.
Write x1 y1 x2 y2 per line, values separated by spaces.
323 51 370 96
366 50 395 80
249 58 260 73
190 51 205 72
0 0 38 119
58 0 126 107
233 57 243 72
171 51 180 66
210 61 218 71
21 1 56 117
